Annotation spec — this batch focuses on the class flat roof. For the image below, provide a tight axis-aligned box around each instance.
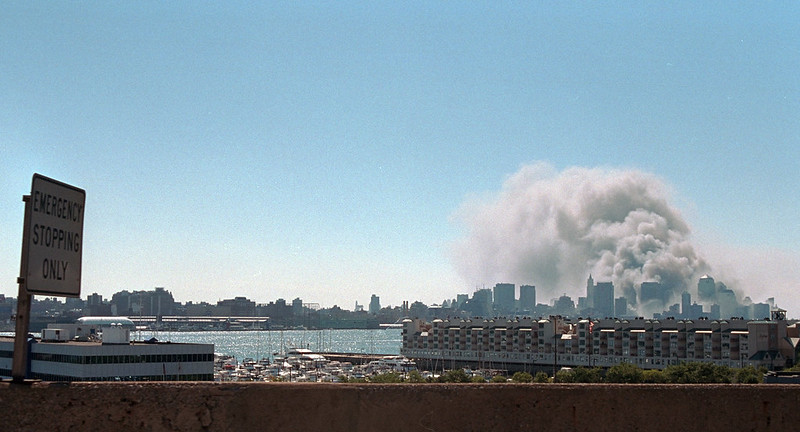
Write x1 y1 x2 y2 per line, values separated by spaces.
0 336 212 348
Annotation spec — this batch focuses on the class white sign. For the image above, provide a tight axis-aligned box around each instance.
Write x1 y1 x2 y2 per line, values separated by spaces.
25 174 86 297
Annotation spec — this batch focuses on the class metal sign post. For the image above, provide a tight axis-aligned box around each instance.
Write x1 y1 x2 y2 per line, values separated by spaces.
12 195 32 383
12 174 85 382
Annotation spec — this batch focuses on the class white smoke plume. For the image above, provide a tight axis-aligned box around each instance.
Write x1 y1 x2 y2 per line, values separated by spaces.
452 162 710 313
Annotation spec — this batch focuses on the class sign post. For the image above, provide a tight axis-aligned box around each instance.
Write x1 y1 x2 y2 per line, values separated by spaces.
12 174 85 382
12 195 33 382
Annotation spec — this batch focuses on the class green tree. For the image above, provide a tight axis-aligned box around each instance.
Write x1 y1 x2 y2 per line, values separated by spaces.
471 375 487 383
605 362 644 383
511 371 533 383
491 375 508 383
664 363 690 383
406 370 425 383
691 363 731 383
642 369 667 383
533 371 550 383
572 367 603 383
735 366 764 384
369 372 403 383
664 362 732 383
555 368 575 383
438 368 472 383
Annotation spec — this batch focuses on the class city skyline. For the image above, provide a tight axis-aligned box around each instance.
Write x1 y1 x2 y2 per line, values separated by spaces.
1 3 798 312
20 272 785 322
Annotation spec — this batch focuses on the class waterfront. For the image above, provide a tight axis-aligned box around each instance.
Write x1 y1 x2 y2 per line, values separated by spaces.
135 328 402 362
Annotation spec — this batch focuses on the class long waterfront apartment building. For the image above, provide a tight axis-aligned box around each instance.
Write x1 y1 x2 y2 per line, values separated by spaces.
401 314 799 372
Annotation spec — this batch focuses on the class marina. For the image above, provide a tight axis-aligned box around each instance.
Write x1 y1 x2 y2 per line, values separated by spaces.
131 327 407 382
134 327 402 361
213 349 418 382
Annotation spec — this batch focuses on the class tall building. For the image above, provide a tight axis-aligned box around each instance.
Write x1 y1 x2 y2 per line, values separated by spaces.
752 303 771 321
593 281 615 317
585 275 614 317
519 285 536 312
698 275 716 302
469 289 493 317
614 296 627 317
292 298 304 316
493 283 515 314
553 295 576 316
110 288 177 317
717 285 738 319
85 292 111 316
150 288 175 316
87 293 103 306
710 304 721 320
640 282 666 307
216 297 256 316
681 292 692 317
369 294 381 315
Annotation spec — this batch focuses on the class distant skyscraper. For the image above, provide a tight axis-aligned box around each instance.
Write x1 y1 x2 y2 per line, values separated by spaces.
717 284 737 319
519 285 536 312
688 303 704 319
493 283 515 314
593 281 614 317
554 294 575 316
668 303 681 315
456 294 469 309
640 282 667 308
292 297 303 316
681 292 691 317
614 296 627 317
752 303 771 320
87 293 103 306
698 275 716 302
369 294 381 315
710 304 721 320
585 275 614 317
471 288 493 317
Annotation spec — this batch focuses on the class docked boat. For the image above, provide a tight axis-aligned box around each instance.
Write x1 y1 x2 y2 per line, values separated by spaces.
366 355 417 373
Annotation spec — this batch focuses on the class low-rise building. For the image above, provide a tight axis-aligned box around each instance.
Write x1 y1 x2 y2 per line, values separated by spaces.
401 314 798 372
0 318 213 381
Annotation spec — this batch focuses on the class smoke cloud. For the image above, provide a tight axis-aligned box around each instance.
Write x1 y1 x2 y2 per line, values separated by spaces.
452 162 710 313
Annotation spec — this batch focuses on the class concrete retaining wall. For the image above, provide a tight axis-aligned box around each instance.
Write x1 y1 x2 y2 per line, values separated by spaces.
1 382 799 431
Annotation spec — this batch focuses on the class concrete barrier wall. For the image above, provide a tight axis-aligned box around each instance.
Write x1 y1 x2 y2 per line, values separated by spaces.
1 382 799 431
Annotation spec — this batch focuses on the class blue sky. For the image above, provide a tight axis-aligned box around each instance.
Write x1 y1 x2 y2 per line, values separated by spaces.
1 2 798 312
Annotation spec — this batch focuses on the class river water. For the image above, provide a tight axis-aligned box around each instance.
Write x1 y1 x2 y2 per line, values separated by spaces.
135 328 402 361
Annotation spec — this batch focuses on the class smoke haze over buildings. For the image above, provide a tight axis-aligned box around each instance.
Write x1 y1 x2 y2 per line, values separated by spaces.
452 162 714 314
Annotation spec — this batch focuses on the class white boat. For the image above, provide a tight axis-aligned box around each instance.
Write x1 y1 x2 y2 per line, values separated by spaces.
367 355 417 373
